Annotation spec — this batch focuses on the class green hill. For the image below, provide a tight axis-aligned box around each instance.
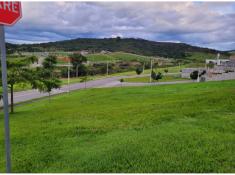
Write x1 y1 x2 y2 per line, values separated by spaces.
6 38 230 59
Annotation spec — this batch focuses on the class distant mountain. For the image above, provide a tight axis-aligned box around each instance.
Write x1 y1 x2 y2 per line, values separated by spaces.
6 38 230 59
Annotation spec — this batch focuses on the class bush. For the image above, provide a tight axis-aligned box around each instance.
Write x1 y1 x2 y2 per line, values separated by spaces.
151 71 157 80
190 71 199 80
199 70 206 76
200 77 206 82
155 72 163 81
190 70 206 80
59 67 69 78
136 67 143 75
151 71 163 81
164 69 168 73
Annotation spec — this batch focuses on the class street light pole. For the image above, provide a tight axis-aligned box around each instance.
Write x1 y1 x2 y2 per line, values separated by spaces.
150 59 153 83
106 60 109 76
67 58 70 92
0 25 11 173
143 62 145 74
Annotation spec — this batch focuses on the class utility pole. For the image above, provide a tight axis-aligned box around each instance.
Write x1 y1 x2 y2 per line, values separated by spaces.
67 58 70 92
150 59 153 83
143 62 145 74
0 25 11 173
197 69 200 82
106 60 109 76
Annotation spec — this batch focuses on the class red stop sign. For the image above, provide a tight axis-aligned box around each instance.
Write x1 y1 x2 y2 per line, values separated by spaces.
0 1 22 26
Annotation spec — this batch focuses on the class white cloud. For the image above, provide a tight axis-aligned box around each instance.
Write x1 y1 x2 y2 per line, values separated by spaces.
5 1 235 50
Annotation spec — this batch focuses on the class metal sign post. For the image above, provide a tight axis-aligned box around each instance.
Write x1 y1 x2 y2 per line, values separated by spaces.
0 2 22 172
0 24 11 173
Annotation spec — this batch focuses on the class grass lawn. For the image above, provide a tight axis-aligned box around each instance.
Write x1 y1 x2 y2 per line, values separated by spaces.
87 52 152 62
123 74 189 83
112 65 186 76
0 80 235 172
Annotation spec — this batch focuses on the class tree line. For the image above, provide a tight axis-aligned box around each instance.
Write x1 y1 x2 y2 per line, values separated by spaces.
6 37 230 59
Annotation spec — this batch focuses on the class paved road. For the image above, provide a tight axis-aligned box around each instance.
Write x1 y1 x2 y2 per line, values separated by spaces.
0 74 193 105
4 76 124 105
107 80 193 88
1 72 234 106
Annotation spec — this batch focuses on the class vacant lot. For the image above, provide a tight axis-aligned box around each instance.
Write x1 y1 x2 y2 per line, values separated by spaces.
0 80 234 172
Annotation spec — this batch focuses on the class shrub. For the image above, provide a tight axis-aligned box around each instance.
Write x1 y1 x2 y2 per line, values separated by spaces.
151 71 163 81
199 70 206 76
190 71 199 80
136 67 143 75
151 71 157 80
155 72 163 81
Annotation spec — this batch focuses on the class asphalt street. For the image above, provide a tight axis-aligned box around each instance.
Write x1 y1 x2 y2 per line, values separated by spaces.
0 74 193 106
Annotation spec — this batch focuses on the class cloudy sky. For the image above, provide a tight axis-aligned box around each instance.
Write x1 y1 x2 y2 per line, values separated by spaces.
5 1 235 51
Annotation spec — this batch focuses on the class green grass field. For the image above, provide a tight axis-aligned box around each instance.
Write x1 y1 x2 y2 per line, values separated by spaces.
0 80 235 173
185 52 228 63
112 65 185 76
123 74 189 83
75 51 228 63
87 52 152 62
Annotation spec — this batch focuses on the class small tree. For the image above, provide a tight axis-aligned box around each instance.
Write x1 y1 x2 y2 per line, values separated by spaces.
190 71 199 80
200 70 206 77
136 67 143 75
32 55 61 98
151 71 163 81
164 69 168 74
80 71 88 89
120 78 124 86
0 56 38 113
151 71 157 80
155 72 163 81
190 70 207 81
69 53 87 77
27 55 38 64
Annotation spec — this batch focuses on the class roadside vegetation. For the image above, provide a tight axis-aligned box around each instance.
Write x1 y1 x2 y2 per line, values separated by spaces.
123 74 188 83
1 49 230 112
0 55 61 113
0 80 234 172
